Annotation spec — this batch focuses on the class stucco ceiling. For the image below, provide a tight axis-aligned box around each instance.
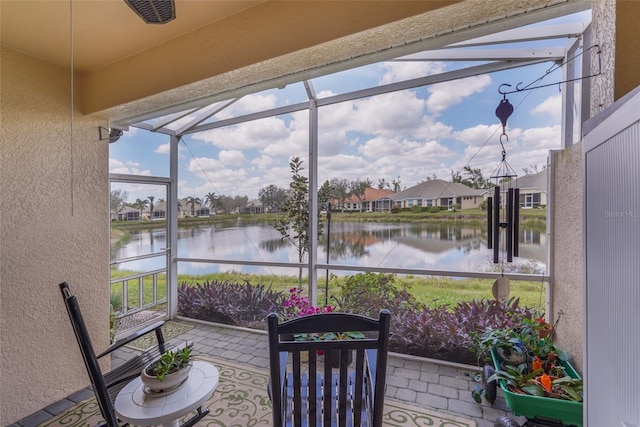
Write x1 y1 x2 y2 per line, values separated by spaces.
0 0 458 73
0 0 266 72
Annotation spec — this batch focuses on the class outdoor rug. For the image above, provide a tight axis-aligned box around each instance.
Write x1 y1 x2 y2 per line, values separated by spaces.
124 320 195 351
40 355 476 427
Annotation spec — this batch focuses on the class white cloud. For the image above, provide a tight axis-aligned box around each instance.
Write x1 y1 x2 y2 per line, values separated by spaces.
155 143 170 154
519 125 561 150
216 93 279 118
379 61 446 84
426 75 492 115
449 124 559 181
531 94 562 117
109 158 151 175
251 155 276 170
351 91 426 135
219 150 246 165
318 154 372 181
192 116 290 150
453 124 502 147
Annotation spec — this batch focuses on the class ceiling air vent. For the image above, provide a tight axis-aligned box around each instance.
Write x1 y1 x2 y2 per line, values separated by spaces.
124 0 176 24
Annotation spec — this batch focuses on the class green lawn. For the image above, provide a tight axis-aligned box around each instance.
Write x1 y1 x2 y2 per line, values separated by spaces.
111 268 547 314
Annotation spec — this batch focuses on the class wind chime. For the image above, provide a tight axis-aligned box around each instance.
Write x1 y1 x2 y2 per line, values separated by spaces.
487 94 520 301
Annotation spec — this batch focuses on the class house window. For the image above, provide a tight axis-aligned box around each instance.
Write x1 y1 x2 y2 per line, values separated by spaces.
408 199 414 207
520 193 541 208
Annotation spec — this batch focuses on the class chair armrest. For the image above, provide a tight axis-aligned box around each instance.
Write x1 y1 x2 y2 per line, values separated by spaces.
97 320 165 359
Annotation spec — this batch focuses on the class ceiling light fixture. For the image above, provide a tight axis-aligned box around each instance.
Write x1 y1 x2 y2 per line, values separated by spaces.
124 0 175 24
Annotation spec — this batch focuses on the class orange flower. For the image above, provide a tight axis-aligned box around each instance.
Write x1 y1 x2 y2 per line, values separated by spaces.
539 373 552 392
532 356 542 371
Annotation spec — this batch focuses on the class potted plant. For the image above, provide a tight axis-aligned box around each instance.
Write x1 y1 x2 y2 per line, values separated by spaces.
471 327 525 365
314 331 366 368
471 311 579 408
141 344 193 392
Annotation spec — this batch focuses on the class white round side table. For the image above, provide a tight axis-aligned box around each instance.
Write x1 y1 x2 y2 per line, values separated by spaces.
115 360 219 427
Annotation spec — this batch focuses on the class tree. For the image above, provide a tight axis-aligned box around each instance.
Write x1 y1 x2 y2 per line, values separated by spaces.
451 166 492 189
318 180 333 208
110 189 128 220
349 178 372 212
522 164 546 175
274 157 324 286
328 178 349 211
258 184 287 213
377 178 390 190
185 196 201 216
133 198 149 220
204 192 219 214
217 194 248 214
391 176 404 193
147 196 155 219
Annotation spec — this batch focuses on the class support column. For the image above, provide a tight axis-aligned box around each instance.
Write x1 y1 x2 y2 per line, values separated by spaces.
168 134 179 317
306 81 319 307
561 38 579 147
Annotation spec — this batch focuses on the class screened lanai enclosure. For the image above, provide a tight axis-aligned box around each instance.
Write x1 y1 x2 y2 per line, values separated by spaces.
108 11 593 323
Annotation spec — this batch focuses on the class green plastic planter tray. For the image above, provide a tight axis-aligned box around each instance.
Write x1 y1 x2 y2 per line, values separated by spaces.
490 348 583 427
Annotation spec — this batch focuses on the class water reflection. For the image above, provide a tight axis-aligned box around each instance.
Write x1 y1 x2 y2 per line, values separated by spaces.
113 220 547 275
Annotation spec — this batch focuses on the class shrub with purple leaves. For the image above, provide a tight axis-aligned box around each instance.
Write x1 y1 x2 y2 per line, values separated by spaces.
178 280 286 328
389 298 533 366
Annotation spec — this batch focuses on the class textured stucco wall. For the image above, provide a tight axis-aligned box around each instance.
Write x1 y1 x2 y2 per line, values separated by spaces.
0 48 109 425
550 143 584 373
590 0 616 116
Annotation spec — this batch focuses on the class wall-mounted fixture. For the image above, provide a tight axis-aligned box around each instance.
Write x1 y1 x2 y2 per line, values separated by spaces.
124 0 175 24
98 126 124 144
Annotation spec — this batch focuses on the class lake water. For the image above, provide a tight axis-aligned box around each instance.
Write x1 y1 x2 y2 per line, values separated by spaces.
113 219 547 276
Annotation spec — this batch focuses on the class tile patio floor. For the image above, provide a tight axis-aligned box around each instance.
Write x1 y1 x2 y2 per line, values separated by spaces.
13 319 526 427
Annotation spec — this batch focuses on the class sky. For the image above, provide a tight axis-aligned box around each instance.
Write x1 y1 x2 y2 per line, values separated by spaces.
109 11 590 204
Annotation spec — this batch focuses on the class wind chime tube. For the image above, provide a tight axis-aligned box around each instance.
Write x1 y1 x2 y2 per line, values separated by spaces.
506 188 514 262
487 197 493 249
493 186 500 264
513 188 520 257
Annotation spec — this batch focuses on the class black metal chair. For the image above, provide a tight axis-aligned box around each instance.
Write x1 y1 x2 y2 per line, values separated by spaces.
267 309 390 427
59 282 208 427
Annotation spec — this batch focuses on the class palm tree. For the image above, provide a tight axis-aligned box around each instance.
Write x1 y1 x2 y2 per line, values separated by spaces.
147 196 155 219
204 192 218 215
185 196 201 217
133 198 149 220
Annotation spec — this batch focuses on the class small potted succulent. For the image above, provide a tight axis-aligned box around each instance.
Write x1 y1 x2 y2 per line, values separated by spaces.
141 344 193 392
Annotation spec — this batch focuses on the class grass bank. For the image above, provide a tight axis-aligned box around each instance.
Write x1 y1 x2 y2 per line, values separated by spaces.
111 269 547 314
